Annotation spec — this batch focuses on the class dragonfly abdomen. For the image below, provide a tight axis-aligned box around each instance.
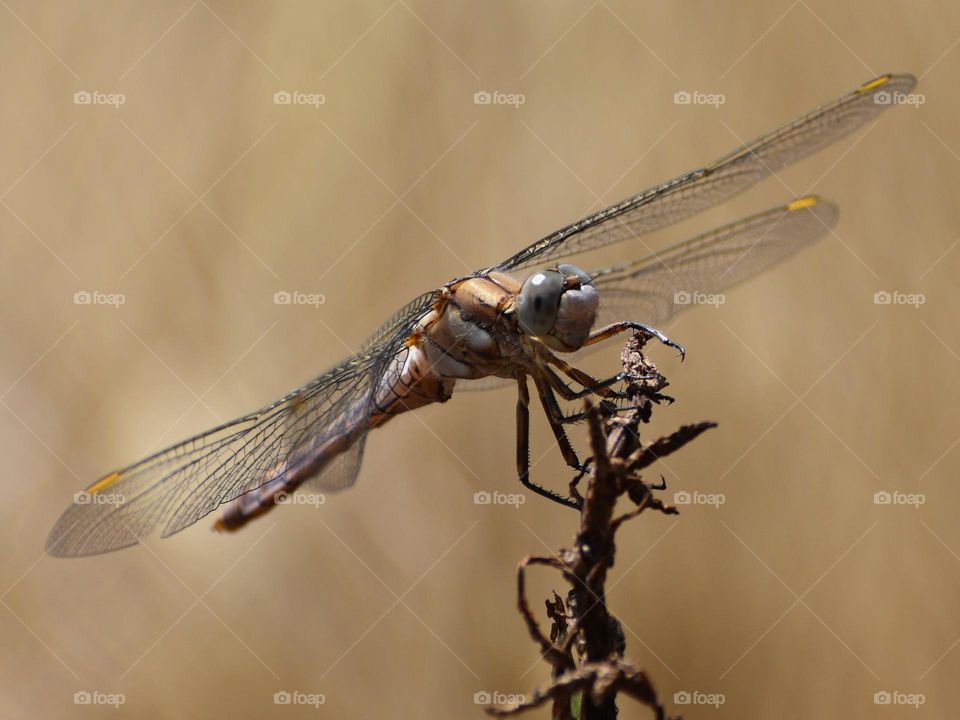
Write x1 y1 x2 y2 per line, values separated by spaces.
371 338 456 423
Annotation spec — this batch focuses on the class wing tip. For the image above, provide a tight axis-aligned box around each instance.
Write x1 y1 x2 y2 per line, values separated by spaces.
786 194 839 225
786 195 820 211
44 499 142 558
858 72 917 95
85 470 122 494
44 524 83 558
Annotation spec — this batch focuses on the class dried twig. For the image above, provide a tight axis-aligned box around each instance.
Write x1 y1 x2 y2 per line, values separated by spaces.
487 334 716 720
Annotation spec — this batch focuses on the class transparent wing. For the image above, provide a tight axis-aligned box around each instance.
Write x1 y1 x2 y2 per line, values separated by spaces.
46 291 439 557
303 435 368 492
492 73 913 273
462 199 835 388
588 195 837 331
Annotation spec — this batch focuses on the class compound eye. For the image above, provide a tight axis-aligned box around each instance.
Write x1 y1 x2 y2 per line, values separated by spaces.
518 271 564 336
557 263 593 286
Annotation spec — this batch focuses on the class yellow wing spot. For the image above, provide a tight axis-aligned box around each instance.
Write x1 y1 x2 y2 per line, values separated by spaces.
86 471 122 494
786 196 818 211
858 74 891 93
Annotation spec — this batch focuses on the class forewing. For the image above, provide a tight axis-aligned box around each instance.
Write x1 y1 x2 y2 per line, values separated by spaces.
47 291 439 557
361 291 441 350
493 74 913 272
462 198 835 388
588 195 837 330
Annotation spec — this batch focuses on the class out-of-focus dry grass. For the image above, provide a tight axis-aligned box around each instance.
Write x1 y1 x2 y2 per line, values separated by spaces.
2 2 959 718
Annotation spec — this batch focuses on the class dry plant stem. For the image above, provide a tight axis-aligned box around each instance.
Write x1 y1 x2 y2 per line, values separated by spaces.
487 334 716 720
517 555 575 672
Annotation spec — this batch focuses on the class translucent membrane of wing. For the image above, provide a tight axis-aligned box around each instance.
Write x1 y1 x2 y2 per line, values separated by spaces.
589 195 838 329
46 292 438 557
303 432 368 493
493 74 914 272
45 361 376 557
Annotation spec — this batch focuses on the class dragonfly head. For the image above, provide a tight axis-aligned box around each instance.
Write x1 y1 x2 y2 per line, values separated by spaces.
517 264 599 352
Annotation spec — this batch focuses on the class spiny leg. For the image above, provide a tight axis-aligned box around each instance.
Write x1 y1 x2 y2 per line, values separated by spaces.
583 321 685 360
542 364 628 401
515 374 580 509
545 354 623 399
532 374 584 471
533 374 593 508
540 366 653 424
543 352 659 403
558 403 648 424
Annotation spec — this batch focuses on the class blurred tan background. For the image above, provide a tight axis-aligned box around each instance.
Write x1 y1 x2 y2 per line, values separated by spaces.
2 1 959 717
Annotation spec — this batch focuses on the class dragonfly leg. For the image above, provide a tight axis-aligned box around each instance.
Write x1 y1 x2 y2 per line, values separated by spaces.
532 374 586 470
542 364 628 401
559 403 647 424
541 364 654 424
515 374 582 510
582 321 685 361
544 354 626 399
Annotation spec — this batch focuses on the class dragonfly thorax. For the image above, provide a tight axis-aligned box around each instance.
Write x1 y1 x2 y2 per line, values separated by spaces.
517 264 599 352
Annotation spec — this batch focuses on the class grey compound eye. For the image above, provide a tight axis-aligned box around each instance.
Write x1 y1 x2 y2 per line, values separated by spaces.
557 263 593 286
518 270 564 336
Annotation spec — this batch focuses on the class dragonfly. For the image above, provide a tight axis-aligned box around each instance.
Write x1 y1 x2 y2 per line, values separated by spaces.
48 73 915 557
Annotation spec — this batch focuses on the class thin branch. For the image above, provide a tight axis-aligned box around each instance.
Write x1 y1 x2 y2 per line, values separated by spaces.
486 334 715 720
